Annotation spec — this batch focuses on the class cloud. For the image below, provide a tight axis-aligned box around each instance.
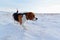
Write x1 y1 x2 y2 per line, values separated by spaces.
0 0 60 13
40 5 60 13
0 5 60 13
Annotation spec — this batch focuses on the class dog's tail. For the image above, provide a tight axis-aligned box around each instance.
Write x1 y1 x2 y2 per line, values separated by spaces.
13 10 18 16
16 10 18 13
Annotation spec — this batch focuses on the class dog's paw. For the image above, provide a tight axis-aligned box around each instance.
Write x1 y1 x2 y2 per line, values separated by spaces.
20 27 27 30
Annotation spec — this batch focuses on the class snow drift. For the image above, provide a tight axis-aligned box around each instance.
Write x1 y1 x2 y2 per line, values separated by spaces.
0 11 60 40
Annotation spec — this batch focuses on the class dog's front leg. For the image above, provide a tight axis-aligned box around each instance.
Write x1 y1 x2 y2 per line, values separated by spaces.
21 24 27 30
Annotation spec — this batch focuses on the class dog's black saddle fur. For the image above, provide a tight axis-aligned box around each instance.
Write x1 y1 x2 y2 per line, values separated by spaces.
13 12 26 21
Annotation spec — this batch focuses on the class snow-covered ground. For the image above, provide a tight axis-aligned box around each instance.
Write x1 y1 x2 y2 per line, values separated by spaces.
0 11 60 40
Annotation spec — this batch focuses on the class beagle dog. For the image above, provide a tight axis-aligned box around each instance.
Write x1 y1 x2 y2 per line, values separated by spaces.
13 10 38 29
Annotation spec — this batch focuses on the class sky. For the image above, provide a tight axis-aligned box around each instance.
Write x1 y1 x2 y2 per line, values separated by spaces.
0 0 60 13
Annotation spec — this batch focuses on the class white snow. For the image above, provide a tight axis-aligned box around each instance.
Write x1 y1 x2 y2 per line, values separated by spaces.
0 12 60 40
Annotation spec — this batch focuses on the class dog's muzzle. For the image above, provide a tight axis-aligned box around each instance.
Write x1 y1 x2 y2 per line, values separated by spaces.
33 17 38 21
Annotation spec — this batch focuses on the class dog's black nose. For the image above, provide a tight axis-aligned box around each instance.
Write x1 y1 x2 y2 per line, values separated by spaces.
36 18 38 20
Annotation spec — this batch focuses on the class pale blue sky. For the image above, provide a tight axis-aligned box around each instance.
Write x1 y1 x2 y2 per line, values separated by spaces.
0 0 60 13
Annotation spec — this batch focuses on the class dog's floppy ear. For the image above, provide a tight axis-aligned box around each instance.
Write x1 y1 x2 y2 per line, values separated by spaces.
18 15 23 25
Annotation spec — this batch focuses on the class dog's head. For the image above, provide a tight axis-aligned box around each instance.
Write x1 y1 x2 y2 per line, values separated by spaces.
25 12 38 21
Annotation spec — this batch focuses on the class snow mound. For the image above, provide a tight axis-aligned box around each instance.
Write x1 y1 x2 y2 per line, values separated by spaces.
0 12 60 40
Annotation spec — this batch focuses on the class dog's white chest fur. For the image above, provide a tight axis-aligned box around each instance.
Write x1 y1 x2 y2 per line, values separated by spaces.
22 15 27 24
